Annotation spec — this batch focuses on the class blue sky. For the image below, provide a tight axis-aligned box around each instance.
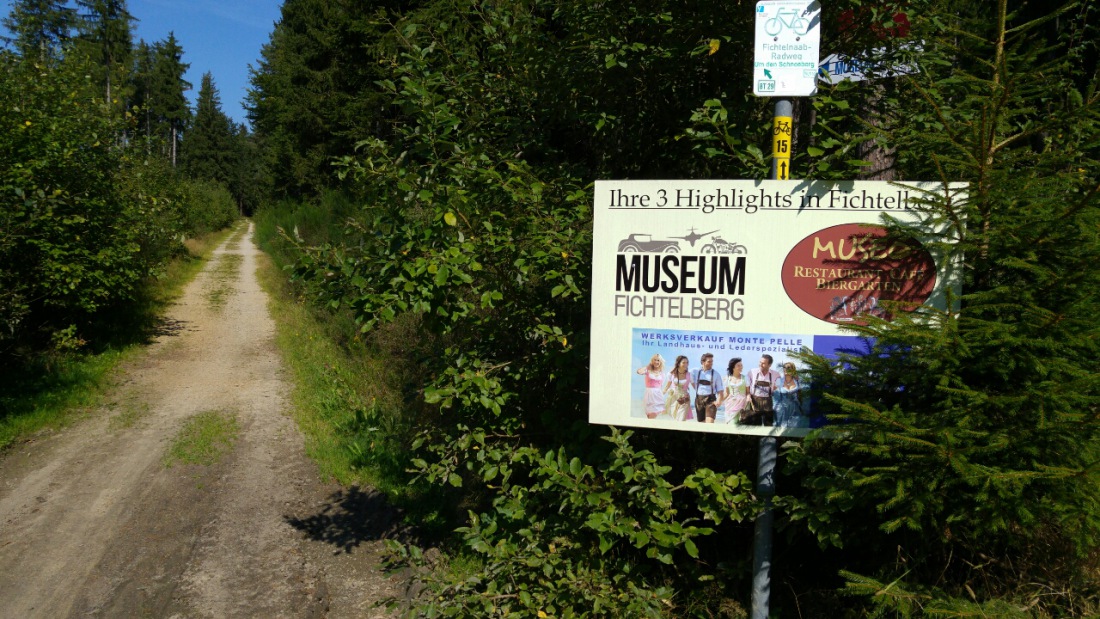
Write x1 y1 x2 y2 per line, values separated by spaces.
0 0 283 126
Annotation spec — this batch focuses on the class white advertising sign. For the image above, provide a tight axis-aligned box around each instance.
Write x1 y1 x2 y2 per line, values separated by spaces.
754 0 822 97
819 47 919 84
588 180 962 437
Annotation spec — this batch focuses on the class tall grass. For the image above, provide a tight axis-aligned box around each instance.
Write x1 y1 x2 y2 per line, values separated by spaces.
253 190 359 261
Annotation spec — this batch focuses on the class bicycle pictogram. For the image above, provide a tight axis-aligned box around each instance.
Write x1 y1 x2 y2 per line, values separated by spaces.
764 7 811 37
773 120 792 136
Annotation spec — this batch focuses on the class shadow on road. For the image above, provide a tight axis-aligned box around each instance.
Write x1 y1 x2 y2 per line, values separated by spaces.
151 317 193 338
285 486 417 554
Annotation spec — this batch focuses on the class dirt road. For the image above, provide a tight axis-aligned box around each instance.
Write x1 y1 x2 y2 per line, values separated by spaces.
0 223 400 618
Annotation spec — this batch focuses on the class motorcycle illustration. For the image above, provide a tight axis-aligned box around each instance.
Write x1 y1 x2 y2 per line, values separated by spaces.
700 236 747 255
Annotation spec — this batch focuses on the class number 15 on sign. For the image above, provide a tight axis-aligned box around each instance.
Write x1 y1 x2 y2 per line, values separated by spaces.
773 114 792 180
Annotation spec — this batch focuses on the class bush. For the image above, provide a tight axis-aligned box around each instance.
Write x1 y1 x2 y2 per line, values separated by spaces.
177 178 238 237
0 52 180 354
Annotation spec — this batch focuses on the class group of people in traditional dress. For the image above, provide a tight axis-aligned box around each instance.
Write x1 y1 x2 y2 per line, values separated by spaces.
635 352 805 427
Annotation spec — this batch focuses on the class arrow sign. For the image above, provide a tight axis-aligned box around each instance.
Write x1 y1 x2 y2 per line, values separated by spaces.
764 69 773 79
772 114 793 180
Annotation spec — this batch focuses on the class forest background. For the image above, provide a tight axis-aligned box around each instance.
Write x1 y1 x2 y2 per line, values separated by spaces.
5 0 1100 617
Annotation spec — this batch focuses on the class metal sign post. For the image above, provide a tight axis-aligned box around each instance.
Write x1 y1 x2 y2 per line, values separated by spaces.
751 1 818 612
752 434 778 619
751 98 793 619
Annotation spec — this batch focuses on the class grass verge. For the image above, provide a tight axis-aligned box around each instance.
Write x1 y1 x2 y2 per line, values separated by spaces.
256 249 453 534
163 409 240 467
0 222 242 451
256 251 397 486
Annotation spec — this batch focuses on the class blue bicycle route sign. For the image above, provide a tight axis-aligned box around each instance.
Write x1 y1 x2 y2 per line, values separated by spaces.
754 0 822 97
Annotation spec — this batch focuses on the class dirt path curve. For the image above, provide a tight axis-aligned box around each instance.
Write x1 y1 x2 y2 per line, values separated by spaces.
0 223 400 618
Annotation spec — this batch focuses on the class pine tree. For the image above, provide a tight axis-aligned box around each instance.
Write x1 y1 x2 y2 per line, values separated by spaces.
1 0 76 60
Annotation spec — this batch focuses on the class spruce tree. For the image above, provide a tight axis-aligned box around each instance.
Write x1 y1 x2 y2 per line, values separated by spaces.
783 0 1100 614
150 33 189 166
1 0 76 60
73 0 134 106
181 72 234 185
226 123 264 216
246 0 413 197
129 39 154 142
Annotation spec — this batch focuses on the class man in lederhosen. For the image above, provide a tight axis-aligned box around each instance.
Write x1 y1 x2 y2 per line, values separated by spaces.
745 354 781 426
692 353 724 423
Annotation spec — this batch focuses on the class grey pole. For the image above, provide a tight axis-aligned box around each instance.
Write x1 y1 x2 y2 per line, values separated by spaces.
751 97 792 619
751 435 777 619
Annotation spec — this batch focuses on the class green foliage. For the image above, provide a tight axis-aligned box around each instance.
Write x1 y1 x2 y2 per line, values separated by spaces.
838 570 1035 619
0 52 178 352
181 72 234 183
127 32 191 160
250 0 1100 616
0 1 244 360
176 179 238 237
179 73 263 215
390 429 754 618
246 0 411 198
1 0 76 60
72 0 134 106
779 0 1100 615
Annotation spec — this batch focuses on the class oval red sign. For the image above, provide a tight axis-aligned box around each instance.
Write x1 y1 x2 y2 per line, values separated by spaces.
781 223 937 324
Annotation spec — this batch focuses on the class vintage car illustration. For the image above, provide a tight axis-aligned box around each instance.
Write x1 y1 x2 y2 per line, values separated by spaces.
617 234 682 253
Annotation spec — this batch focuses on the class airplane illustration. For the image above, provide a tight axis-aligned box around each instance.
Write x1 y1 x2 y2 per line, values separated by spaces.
670 228 719 247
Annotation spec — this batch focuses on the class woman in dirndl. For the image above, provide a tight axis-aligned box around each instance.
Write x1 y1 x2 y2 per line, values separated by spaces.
664 355 693 421
721 357 748 424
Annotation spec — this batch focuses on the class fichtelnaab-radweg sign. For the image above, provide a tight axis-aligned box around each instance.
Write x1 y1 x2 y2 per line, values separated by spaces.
587 180 965 438
754 0 822 97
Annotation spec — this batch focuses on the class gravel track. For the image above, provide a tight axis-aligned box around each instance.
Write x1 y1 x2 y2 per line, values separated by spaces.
0 223 400 619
